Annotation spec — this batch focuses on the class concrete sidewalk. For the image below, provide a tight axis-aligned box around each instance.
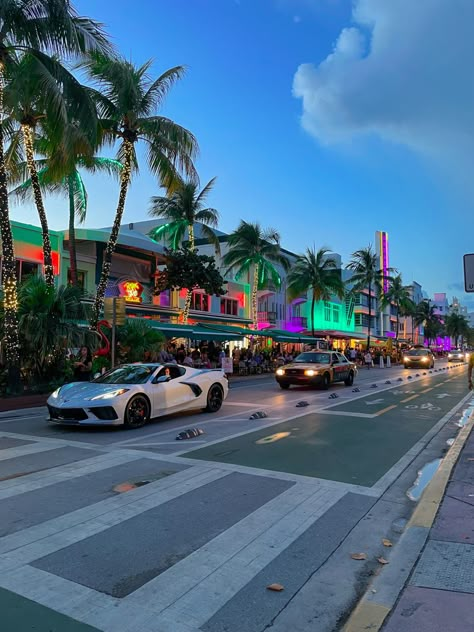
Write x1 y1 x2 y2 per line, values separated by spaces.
382 421 474 631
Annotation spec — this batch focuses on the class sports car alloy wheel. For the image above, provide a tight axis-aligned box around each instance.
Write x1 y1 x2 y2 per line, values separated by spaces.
322 373 330 390
124 395 149 429
205 385 224 413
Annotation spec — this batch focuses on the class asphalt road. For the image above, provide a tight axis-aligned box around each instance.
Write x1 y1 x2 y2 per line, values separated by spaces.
0 360 471 632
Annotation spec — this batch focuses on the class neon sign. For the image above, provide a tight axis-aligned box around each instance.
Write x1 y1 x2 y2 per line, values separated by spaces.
119 280 144 303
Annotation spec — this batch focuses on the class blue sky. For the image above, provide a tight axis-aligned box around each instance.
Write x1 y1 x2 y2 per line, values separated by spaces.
13 0 474 307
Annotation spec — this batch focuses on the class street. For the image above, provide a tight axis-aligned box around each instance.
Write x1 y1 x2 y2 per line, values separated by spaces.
0 361 471 632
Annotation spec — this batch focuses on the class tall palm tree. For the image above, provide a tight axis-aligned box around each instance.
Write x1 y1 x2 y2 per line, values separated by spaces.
287 247 345 337
379 274 412 345
5 53 99 286
0 0 111 372
10 122 122 287
83 54 198 328
346 245 393 350
414 300 441 346
399 297 417 343
149 177 220 323
445 312 469 348
223 221 290 329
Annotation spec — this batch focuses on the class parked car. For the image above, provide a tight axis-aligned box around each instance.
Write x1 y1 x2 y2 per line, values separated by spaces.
275 351 357 390
447 349 467 362
403 348 435 369
47 363 229 429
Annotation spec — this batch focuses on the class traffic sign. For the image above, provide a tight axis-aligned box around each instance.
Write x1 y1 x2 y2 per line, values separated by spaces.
104 297 126 325
463 254 474 292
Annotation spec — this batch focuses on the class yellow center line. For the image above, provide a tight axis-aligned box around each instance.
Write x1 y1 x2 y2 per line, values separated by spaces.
421 387 433 393
401 394 419 403
374 404 398 416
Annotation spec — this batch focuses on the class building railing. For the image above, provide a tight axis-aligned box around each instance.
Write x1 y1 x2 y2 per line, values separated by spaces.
257 311 277 324
288 316 308 328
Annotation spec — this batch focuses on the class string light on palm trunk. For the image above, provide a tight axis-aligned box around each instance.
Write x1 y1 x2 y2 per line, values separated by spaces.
252 263 259 330
0 62 20 364
22 124 55 286
182 223 195 324
91 140 133 329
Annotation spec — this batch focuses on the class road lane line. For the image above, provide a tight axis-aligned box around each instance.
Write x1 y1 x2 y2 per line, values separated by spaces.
421 387 433 393
373 405 397 416
401 394 419 403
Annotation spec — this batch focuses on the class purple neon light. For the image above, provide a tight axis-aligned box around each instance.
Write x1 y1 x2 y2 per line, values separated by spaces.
381 232 389 294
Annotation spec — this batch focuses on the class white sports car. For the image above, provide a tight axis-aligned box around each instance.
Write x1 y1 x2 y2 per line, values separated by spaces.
47 363 229 429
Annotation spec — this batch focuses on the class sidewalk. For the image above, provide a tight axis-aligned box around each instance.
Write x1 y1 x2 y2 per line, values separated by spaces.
381 421 474 632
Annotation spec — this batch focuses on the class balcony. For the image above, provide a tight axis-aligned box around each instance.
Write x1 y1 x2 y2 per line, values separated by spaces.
257 281 278 299
257 311 277 324
288 316 308 328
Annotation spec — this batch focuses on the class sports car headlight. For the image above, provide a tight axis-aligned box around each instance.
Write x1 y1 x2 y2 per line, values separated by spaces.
51 387 61 399
404 356 410 362
421 356 428 362
276 369 285 376
304 369 316 376
90 388 130 400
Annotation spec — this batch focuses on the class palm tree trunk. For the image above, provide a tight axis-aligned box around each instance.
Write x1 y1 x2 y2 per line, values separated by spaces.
252 263 259 330
396 305 399 346
91 139 133 329
0 98 20 379
22 124 54 287
367 283 372 350
182 223 195 325
311 289 316 337
67 176 78 287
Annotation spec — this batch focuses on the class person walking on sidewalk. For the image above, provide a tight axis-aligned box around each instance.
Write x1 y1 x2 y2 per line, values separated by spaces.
364 350 372 369
468 352 474 389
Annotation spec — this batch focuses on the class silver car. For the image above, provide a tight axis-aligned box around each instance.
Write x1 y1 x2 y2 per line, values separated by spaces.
447 349 467 362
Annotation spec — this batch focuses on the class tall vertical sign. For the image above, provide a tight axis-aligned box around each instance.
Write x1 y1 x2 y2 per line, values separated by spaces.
378 231 389 294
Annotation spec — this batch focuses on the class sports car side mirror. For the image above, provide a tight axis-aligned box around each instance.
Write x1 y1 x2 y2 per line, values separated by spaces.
154 375 171 384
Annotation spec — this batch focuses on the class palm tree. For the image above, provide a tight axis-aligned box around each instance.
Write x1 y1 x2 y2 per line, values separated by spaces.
5 52 101 287
0 0 111 372
223 221 290 329
399 297 417 343
380 274 412 345
446 312 469 348
83 54 198 328
10 122 122 287
117 320 165 363
287 247 345 337
346 245 393 350
16 275 94 380
149 177 220 323
414 300 441 346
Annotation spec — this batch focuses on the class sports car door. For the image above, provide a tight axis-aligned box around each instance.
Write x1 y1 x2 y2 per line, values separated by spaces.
152 367 197 415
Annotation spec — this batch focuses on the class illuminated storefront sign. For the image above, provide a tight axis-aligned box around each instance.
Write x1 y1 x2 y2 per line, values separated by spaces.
119 280 144 303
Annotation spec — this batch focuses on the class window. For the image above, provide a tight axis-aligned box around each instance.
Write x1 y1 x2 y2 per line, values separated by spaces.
332 305 340 323
220 298 238 316
324 302 331 321
11 259 39 283
191 292 209 311
68 269 86 289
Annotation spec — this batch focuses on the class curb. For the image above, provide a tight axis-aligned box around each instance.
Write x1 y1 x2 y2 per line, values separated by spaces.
343 393 474 632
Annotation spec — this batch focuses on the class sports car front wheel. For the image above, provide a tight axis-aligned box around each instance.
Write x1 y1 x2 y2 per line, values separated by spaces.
205 384 224 413
124 395 150 429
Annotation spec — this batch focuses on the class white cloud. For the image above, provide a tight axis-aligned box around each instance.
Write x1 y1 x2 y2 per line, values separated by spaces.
293 0 474 168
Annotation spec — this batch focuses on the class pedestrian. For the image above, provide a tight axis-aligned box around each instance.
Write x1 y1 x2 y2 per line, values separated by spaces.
364 350 372 370
350 348 357 362
74 346 92 381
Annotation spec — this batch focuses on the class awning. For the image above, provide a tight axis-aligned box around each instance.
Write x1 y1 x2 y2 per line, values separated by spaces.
149 321 243 342
259 329 325 344
197 323 257 337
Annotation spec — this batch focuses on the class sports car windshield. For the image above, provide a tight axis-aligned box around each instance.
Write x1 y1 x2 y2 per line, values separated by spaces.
94 365 156 384
407 350 430 356
294 352 330 364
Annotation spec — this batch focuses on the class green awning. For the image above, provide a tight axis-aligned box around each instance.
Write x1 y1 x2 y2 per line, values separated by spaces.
260 329 324 344
149 321 243 342
197 323 257 337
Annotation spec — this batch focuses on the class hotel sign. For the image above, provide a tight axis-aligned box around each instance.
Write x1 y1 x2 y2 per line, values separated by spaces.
119 280 144 303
